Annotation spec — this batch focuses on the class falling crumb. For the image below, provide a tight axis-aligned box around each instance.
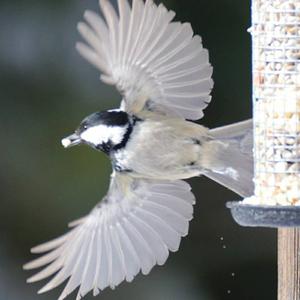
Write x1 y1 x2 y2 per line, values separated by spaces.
231 273 235 277
227 290 231 294
222 245 227 249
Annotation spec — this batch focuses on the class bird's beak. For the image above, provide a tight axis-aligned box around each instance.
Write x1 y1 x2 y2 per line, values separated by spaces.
61 133 82 148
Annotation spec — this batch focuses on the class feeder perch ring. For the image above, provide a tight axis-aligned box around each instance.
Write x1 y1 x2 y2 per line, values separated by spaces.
227 202 300 228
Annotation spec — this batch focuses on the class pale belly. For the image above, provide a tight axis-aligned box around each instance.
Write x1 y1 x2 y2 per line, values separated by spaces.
112 117 210 180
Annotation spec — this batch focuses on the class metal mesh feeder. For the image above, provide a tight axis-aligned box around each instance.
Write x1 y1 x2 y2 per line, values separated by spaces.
228 0 300 228
227 1 300 299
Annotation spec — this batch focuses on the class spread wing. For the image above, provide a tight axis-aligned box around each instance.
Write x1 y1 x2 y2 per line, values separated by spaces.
77 0 213 120
24 173 195 300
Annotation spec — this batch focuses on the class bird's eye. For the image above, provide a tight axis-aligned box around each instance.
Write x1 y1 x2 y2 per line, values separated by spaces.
76 123 88 134
81 123 88 130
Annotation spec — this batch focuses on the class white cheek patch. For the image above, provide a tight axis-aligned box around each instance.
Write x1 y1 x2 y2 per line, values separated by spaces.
81 125 127 146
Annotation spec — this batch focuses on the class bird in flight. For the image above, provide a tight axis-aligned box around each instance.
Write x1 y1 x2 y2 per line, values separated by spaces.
24 0 253 299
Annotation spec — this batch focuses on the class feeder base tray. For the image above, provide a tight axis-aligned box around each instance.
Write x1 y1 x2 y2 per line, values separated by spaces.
226 202 300 228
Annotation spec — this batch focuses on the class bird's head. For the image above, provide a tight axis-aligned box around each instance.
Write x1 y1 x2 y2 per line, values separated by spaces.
61 109 132 154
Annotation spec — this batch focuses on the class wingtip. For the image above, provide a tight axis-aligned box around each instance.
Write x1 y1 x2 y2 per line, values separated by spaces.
75 42 84 53
30 245 42 254
99 0 108 9
37 288 46 295
38 285 52 295
76 293 83 300
93 288 100 296
68 216 86 228
27 276 38 284
77 22 85 32
83 10 92 19
30 243 51 254
23 260 36 270
23 262 31 271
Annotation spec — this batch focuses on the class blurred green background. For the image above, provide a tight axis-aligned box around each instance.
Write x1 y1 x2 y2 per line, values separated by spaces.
0 0 276 299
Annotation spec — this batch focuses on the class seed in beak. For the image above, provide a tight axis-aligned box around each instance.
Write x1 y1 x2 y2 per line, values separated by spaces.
61 133 81 148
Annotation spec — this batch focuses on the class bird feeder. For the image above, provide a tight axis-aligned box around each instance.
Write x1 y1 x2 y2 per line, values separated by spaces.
227 0 300 299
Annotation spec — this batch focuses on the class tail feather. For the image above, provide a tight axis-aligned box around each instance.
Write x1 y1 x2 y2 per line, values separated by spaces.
204 120 254 197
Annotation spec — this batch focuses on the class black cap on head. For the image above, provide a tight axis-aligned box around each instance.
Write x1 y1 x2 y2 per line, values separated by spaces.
77 110 129 133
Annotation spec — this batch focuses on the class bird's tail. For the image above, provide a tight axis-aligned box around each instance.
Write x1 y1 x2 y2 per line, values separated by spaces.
201 119 254 197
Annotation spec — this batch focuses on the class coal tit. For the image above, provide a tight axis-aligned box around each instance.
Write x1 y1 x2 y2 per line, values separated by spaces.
24 1 254 299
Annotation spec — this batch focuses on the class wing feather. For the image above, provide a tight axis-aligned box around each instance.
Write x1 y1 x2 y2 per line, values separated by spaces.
26 257 64 283
58 232 91 300
110 226 126 287
149 23 194 70
30 233 70 254
100 0 119 65
127 0 147 65
122 216 155 275
76 43 109 75
132 1 158 62
92 220 103 296
24 174 195 298
117 0 130 65
141 201 189 236
76 228 97 299
84 10 109 46
23 247 62 270
137 7 176 64
161 64 213 82
135 206 181 252
129 214 169 265
77 22 105 59
147 193 193 219
77 0 213 120
115 223 140 281
37 227 86 294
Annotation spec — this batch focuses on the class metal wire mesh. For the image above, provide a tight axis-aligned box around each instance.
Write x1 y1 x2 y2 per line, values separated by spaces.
252 0 300 205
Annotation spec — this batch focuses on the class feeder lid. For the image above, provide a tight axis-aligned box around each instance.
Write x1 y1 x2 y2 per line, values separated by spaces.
227 202 300 228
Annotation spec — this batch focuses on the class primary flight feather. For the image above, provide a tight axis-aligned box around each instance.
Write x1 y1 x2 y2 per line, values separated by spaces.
24 0 253 299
